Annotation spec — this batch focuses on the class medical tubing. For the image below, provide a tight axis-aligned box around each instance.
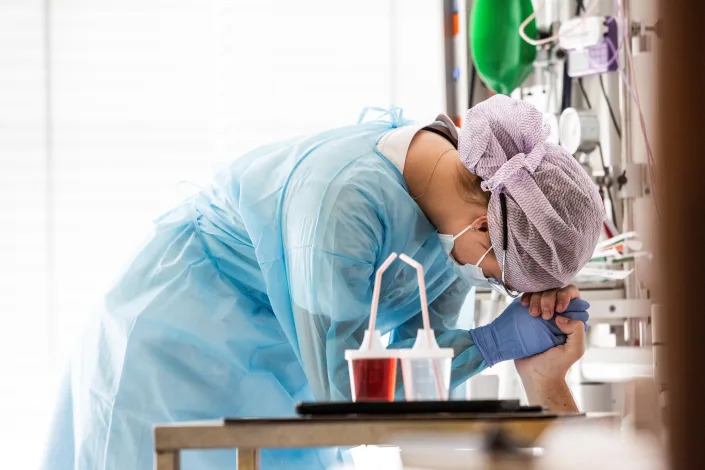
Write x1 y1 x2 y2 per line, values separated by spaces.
398 253 447 399
367 252 398 348
518 0 599 47
578 78 593 109
599 74 622 138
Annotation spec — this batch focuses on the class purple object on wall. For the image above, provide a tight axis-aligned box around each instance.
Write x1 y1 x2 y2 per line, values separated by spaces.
567 16 619 78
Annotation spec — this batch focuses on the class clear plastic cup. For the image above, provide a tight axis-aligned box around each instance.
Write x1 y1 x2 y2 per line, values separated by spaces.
400 329 454 401
345 330 399 402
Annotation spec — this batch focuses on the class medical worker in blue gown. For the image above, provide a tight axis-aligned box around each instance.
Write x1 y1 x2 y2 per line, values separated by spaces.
43 96 605 469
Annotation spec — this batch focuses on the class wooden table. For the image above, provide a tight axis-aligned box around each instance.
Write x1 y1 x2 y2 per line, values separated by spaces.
154 412 616 470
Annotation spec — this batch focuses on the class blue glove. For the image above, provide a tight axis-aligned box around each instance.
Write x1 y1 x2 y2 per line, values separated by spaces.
469 298 590 367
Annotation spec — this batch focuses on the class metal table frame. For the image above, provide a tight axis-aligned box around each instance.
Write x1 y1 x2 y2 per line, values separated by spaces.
154 413 615 470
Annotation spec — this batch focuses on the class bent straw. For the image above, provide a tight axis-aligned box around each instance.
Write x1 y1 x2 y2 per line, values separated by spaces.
398 254 432 333
367 253 398 350
398 253 447 399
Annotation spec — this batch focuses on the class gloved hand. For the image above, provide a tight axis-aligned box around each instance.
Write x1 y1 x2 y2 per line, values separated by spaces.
469 298 589 367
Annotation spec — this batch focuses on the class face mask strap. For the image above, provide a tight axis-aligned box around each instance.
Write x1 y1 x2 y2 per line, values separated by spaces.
476 245 493 268
451 224 475 242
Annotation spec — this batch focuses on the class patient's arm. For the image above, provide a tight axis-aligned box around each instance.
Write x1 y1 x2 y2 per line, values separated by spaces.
518 372 578 412
514 316 585 413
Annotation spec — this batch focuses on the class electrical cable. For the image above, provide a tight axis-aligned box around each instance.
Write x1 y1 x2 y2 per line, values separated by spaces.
469 64 477 109
576 71 618 229
577 78 593 109
519 0 598 46
597 143 618 228
599 74 622 139
561 62 572 111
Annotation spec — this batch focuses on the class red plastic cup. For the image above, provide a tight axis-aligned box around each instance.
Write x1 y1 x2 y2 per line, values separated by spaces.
345 330 399 402
350 357 397 401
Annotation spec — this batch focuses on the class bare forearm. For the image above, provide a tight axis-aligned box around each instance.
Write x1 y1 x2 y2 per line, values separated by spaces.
520 374 578 413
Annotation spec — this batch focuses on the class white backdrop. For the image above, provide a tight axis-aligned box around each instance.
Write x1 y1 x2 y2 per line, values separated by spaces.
0 0 446 466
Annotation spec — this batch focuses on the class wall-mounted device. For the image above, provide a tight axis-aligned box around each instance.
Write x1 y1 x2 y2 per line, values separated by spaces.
559 16 619 77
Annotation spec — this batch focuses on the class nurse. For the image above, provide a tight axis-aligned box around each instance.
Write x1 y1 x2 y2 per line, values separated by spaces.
44 96 604 469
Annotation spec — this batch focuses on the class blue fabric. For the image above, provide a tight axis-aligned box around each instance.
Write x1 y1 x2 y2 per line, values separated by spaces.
470 298 590 367
43 110 496 470
41 370 75 469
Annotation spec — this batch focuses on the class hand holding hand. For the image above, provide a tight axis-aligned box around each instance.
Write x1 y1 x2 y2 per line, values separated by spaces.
469 297 589 367
520 284 580 320
514 315 587 381
514 315 587 412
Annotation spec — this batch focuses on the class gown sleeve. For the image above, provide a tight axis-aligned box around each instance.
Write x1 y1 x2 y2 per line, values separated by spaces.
284 179 488 401
284 179 384 401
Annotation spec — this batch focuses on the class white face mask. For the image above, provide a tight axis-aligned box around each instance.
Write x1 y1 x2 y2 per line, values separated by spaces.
438 225 517 297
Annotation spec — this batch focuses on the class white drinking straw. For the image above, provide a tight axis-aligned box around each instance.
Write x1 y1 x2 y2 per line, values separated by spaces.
398 254 431 334
398 253 446 399
367 252 398 349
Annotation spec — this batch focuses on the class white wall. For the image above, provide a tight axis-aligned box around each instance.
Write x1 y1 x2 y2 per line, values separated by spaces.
0 0 52 465
0 1 446 466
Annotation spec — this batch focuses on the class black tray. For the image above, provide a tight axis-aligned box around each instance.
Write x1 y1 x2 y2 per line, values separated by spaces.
295 399 544 416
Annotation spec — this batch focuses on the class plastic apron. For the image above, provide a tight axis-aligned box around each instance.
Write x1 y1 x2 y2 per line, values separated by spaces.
42 108 488 470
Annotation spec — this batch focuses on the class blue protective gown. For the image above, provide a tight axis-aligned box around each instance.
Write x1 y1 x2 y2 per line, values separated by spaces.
44 110 489 469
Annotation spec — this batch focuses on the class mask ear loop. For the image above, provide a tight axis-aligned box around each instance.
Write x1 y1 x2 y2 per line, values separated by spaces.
475 245 493 267
451 224 476 242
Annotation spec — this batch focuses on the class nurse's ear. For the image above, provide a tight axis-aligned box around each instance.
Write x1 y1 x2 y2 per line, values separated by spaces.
471 215 489 233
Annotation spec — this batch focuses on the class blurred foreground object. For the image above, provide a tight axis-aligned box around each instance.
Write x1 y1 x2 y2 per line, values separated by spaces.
658 0 705 469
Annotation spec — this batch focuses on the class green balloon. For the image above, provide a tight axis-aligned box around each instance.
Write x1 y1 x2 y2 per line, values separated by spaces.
470 0 537 95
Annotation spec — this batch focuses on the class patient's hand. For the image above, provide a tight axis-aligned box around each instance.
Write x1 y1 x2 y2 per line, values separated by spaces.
514 316 586 412
521 284 580 320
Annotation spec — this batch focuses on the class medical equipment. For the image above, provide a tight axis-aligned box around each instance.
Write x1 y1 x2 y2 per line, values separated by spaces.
559 107 600 153
469 0 537 95
559 16 620 78
443 0 660 413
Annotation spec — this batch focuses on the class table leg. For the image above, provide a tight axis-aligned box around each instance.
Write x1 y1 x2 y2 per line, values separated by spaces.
155 450 180 470
237 448 260 470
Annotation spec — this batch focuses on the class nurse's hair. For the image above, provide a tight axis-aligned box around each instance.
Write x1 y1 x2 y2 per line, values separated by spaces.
455 160 491 207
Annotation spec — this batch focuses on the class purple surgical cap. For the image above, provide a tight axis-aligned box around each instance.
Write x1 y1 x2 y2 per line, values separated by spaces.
458 95 604 293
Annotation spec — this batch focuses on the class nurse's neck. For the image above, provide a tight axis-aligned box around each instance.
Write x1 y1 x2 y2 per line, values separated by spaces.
403 130 486 233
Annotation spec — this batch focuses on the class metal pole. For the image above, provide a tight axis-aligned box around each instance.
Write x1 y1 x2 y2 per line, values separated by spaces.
442 0 457 119
617 0 638 301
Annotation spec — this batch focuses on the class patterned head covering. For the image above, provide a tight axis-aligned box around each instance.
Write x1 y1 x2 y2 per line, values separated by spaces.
458 95 604 293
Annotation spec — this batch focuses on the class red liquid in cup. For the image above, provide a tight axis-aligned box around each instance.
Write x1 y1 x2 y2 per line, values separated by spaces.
351 358 397 401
